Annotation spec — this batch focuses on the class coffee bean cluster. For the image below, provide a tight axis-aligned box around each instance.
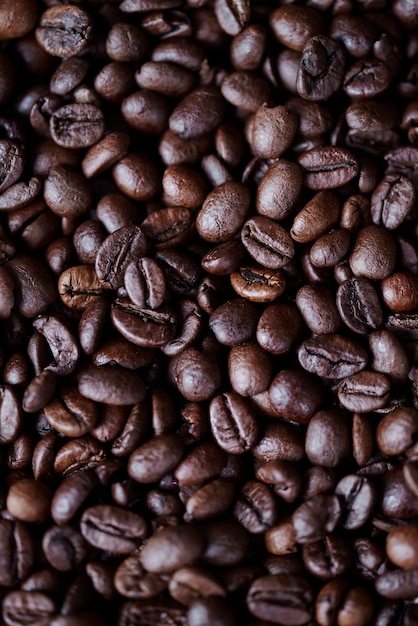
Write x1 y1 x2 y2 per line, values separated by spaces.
2 0 418 624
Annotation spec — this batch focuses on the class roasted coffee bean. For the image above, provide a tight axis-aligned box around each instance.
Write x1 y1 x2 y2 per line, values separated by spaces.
140 525 205 574
43 386 97 437
2 590 56 626
297 35 345 101
270 6 324 52
228 342 271 397
209 298 258 347
336 277 384 335
269 369 323 425
302 533 352 581
338 371 391 412
349 225 396 280
113 153 160 201
344 59 392 98
7 478 52 523
78 366 146 406
233 480 279 533
81 505 147 554
253 422 305 464
296 284 341 335
0 519 35 587
197 182 250 243
298 147 359 190
221 71 273 112
298 334 368 379
335 474 377 529
291 191 340 243
247 574 313 625
305 410 351 468
242 216 295 269
36 5 92 58
50 104 105 149
209 392 259 454
293 494 342 543
128 433 184 483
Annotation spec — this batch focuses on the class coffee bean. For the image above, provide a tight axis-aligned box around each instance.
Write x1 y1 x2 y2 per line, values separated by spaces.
80 358 143 403
371 174 416 229
50 104 104 149
197 182 250 243
221 71 273 113
0 0 38 39
302 533 352 580
297 35 345 101
113 153 160 201
36 5 92 58
242 216 295 269
209 391 259 454
335 474 377 529
128 433 184 483
270 6 324 52
338 371 391 412
349 225 396 280
81 505 147 554
269 369 323 424
2 591 56 626
344 59 392 98
336 277 383 335
247 574 313 625
305 410 351 468
7 478 52 523
298 147 359 190
169 85 226 139
140 525 205 574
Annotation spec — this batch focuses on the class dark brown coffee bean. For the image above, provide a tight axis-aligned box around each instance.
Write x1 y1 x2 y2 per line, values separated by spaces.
2 591 56 626
247 574 313 625
228 342 271 397
95 225 148 290
82 132 131 179
0 140 25 193
81 505 147 554
245 215 295 270
111 299 177 348
42 524 88 572
293 494 342 543
141 206 194 250
344 59 392 98
169 85 226 139
298 147 359 190
349 225 396 280
184 478 235 523
128 433 184 483
209 392 259 454
234 480 279 533
197 182 250 243
338 371 391 412
50 104 105 149
381 272 418 313
297 36 345 101
256 303 302 355
7 478 52 523
336 277 384 335
269 369 323 425
270 5 324 52
376 407 418 456
336 474 377 529
386 523 418 570
253 422 305 464
78 366 146 406
306 410 351 468
113 153 160 201
172 347 221 401
32 314 79 376
140 525 205 574
291 191 340 243
122 90 170 135
302 533 352 581
296 284 341 335
36 5 92 58
221 71 273 112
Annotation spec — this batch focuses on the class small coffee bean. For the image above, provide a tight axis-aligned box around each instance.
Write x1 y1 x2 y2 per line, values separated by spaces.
209 392 259 454
336 277 383 335
349 225 396 280
247 574 313 625
197 182 250 243
242 216 295 269
140 525 206 574
305 410 351 468
7 478 52 523
221 71 273 113
78 366 146 406
80 505 147 554
338 371 391 412
256 160 303 221
113 153 160 201
50 104 104 149
291 191 340 243
269 369 323 425
36 5 92 58
386 523 418 569
297 147 359 190
128 433 184 483
297 36 345 101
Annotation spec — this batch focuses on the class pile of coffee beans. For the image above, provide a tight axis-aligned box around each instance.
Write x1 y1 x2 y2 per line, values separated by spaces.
2 0 418 623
